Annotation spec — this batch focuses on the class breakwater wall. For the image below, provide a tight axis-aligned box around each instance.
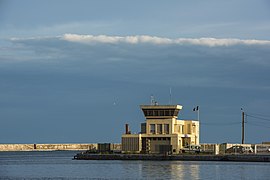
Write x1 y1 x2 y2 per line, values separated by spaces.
74 154 270 162
0 144 98 151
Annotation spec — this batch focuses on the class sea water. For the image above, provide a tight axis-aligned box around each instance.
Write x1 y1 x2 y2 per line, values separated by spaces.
0 151 269 179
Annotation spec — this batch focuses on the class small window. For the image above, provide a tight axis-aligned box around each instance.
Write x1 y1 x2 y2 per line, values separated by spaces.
164 124 169 134
182 125 184 134
188 124 191 134
160 110 164 116
150 124 155 134
157 124 162 134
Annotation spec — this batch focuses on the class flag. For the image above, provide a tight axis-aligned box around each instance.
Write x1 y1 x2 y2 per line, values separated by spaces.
193 106 199 111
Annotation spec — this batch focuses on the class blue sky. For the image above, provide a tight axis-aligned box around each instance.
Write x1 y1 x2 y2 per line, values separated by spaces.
0 0 270 144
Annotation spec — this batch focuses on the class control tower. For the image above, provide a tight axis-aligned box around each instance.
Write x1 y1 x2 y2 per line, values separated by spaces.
122 103 200 154
140 105 182 119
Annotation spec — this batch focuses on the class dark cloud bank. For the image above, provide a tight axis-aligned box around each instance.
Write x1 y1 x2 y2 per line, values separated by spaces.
0 35 269 143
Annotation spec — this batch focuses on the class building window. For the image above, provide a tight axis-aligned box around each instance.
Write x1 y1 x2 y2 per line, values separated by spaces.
192 124 196 134
164 124 169 134
160 110 164 116
188 124 191 134
150 124 155 134
182 125 184 134
157 124 162 134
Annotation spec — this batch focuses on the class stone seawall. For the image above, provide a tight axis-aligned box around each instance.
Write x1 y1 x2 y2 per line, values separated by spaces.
0 144 98 151
74 154 270 162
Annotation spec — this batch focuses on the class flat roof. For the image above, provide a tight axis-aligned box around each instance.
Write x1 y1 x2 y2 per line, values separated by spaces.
140 105 183 110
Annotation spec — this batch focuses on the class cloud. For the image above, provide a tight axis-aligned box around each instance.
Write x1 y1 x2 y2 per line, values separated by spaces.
62 34 270 47
2 34 270 90
61 34 172 45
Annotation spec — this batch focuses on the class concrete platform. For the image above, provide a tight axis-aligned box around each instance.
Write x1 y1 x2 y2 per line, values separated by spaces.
74 153 270 162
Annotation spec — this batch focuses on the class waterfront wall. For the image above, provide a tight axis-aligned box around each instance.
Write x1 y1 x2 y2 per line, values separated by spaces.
74 153 270 162
0 144 98 151
0 144 34 151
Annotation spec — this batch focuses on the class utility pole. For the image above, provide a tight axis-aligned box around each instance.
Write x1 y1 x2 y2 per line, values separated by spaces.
241 109 245 144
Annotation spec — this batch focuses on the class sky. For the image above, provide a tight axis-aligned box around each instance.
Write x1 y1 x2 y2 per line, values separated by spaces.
0 0 270 144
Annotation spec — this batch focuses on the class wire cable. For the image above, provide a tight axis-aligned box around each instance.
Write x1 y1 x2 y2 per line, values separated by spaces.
246 112 270 118
247 122 270 129
246 114 270 122
201 122 241 126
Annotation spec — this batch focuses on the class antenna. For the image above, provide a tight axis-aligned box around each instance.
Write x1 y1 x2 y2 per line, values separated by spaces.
169 87 172 105
151 95 155 105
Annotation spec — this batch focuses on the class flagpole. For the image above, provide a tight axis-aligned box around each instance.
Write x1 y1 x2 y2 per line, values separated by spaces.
197 108 200 121
193 106 200 121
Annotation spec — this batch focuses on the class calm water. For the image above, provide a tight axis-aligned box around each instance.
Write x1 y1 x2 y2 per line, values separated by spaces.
0 151 269 179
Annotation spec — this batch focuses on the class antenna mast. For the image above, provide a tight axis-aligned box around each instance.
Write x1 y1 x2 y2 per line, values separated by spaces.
151 95 155 105
169 87 172 105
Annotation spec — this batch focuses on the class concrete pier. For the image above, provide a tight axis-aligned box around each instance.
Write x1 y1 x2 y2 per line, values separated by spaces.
74 153 270 162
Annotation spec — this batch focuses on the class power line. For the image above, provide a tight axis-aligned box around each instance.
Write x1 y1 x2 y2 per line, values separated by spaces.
246 112 270 118
201 122 241 126
247 122 270 129
246 114 270 122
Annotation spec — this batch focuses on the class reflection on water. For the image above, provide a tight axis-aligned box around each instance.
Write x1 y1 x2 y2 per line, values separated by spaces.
133 161 199 179
126 160 269 180
172 163 199 179
0 151 269 179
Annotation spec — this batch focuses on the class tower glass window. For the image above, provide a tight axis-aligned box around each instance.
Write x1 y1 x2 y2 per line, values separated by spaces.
150 124 155 134
157 124 162 134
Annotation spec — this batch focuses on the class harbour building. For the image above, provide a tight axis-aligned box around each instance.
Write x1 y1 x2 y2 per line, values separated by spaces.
122 104 199 154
